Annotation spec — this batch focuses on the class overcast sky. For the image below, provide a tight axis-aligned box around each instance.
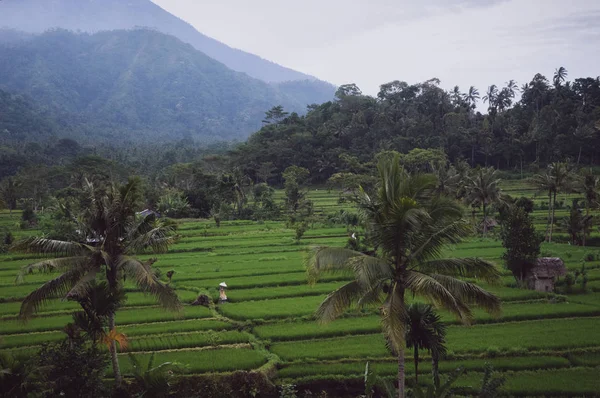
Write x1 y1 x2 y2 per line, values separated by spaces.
151 0 600 96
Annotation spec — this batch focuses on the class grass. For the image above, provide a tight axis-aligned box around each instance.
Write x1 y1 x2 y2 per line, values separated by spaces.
115 347 267 375
0 319 234 348
225 282 345 302
270 317 600 361
125 331 250 352
1 305 212 334
120 319 233 337
3 180 600 394
176 272 349 289
218 295 328 320
277 355 571 378
455 367 600 395
255 316 381 341
0 331 65 349
254 301 600 341
0 291 199 315
270 334 389 361
445 317 600 354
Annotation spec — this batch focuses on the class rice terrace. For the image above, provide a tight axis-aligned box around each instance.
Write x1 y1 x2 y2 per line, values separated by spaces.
1 1 600 396
2 176 600 396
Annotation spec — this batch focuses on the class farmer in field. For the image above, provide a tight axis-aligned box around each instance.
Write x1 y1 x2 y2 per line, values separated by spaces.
219 282 228 303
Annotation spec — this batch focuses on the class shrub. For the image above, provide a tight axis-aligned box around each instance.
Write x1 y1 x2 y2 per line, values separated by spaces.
38 333 109 398
20 205 37 229
168 371 277 398
514 197 534 213
485 346 501 358
3 231 14 246
294 222 309 242
280 384 298 398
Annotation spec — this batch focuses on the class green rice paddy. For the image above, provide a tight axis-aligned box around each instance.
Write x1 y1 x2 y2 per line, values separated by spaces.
1 180 600 394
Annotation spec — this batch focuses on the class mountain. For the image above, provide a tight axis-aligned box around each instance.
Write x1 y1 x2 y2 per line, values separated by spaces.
0 29 334 142
0 0 325 85
0 89 59 142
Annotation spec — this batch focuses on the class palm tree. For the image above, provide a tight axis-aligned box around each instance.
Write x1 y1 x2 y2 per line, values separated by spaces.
306 155 501 398
496 88 513 112
404 303 446 385
478 363 505 398
463 86 480 109
530 163 574 243
504 80 518 98
450 86 462 106
549 162 574 242
128 352 182 398
0 177 19 216
407 367 465 398
431 164 465 200
580 170 599 216
482 85 498 113
464 168 503 236
553 67 568 88
13 178 181 387
529 169 556 242
561 199 594 246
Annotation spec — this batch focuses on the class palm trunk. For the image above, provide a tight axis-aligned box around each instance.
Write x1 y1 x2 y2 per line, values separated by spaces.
520 157 523 179
545 191 552 242
108 312 122 387
550 191 556 243
414 346 419 384
482 203 488 237
432 352 440 389
584 207 589 247
398 350 406 398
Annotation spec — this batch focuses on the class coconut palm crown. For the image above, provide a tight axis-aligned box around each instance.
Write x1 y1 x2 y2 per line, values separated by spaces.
306 155 501 397
12 178 181 386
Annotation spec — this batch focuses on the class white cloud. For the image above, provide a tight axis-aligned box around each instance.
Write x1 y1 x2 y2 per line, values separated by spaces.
152 0 600 96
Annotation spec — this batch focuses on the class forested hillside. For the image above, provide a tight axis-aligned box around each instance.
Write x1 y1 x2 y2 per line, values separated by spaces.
0 0 328 85
233 76 600 182
0 29 334 142
0 90 59 141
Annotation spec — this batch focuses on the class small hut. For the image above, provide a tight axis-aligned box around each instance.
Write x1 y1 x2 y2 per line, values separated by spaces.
525 257 567 292
479 218 498 232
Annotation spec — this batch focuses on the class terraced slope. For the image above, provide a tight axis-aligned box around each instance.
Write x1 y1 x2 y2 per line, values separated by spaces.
1 179 600 394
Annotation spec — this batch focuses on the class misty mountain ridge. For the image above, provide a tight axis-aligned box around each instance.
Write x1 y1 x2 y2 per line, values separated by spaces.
0 28 335 143
0 0 328 85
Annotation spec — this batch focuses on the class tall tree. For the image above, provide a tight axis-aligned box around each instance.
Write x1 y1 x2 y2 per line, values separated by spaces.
0 177 19 216
13 178 181 388
306 155 501 398
529 169 556 242
548 162 574 242
580 170 600 216
262 105 289 125
465 168 503 236
561 199 593 246
504 80 518 99
483 85 498 113
404 303 446 386
553 67 568 88
450 86 462 106
463 86 480 109
500 205 543 283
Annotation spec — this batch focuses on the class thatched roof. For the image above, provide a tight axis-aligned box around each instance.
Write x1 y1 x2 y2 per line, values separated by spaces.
527 257 567 279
